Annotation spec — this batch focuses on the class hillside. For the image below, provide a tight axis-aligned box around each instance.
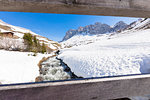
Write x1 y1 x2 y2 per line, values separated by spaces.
0 20 60 50
59 18 150 78
0 20 60 84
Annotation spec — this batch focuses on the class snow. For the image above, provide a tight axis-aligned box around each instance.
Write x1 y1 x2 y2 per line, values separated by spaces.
36 36 59 50
61 34 109 48
13 32 24 38
0 29 10 33
132 19 150 29
0 50 51 84
0 20 37 36
49 43 57 50
58 29 150 78
0 19 37 39
0 19 60 84
0 19 60 50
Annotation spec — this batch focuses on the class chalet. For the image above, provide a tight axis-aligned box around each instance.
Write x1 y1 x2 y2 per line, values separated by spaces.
0 32 14 38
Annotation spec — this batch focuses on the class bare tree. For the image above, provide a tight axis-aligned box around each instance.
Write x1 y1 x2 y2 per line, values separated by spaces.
0 37 26 51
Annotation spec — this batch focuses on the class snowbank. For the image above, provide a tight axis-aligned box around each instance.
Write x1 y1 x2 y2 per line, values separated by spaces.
58 29 150 78
0 50 51 84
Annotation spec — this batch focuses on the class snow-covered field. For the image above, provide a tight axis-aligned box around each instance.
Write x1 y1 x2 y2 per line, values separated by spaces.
58 29 150 78
0 19 61 84
0 50 51 84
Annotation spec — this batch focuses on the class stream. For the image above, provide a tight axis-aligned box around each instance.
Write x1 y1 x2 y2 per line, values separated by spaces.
36 53 80 82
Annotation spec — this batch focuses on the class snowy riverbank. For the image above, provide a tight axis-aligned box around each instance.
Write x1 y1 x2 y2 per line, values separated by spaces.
0 50 51 84
58 29 150 78
37 55 79 82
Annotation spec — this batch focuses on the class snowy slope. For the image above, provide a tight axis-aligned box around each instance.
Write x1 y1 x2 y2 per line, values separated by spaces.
61 18 150 48
0 20 61 84
61 34 110 48
58 19 150 78
0 20 60 50
0 20 37 35
0 50 52 84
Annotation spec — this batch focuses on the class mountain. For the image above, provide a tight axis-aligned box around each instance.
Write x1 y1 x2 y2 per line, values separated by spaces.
61 18 150 48
0 20 60 50
126 18 150 30
111 21 128 32
62 21 128 41
58 18 150 79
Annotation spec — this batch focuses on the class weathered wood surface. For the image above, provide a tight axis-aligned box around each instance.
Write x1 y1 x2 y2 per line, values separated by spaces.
0 74 150 100
0 0 150 18
1 0 150 100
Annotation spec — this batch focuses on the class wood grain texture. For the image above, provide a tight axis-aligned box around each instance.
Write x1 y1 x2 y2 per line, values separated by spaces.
0 74 150 100
0 0 150 17
0 0 150 99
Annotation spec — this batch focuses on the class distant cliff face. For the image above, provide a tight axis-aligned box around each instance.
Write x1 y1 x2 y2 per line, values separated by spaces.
62 21 128 41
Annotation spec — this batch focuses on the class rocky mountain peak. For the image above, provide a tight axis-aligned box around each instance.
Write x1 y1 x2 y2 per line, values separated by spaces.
62 21 128 41
111 21 128 32
114 21 127 26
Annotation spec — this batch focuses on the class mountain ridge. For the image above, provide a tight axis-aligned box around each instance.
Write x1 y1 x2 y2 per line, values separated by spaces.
62 21 128 41
61 18 150 48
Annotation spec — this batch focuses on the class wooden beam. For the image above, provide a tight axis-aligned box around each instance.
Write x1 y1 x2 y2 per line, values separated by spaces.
0 0 150 18
1 1 150 99
0 74 150 100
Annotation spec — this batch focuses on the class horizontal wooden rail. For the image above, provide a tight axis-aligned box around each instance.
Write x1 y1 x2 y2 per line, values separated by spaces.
1 0 150 100
0 74 150 100
0 0 150 18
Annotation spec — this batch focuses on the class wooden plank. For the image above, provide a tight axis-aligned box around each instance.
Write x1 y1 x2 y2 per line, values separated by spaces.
1 0 150 99
0 74 150 100
0 0 150 18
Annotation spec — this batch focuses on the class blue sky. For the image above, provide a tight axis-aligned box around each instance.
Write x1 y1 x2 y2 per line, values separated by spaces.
0 12 139 41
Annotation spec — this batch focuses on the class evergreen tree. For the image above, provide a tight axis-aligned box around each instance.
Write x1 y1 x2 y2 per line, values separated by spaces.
32 36 38 53
41 43 46 54
23 33 47 53
23 33 33 51
33 36 38 46
37 41 42 52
